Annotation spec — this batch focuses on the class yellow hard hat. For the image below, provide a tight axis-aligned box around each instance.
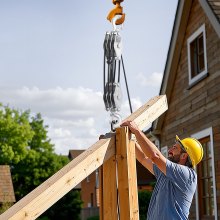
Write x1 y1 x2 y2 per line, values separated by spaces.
176 135 203 167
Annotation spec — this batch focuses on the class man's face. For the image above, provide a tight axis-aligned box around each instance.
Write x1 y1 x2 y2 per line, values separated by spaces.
168 142 183 163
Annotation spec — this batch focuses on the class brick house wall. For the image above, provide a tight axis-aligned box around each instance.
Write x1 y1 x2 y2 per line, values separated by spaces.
81 170 98 208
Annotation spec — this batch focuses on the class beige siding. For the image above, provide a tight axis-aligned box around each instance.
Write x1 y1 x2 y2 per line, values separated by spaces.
160 0 220 218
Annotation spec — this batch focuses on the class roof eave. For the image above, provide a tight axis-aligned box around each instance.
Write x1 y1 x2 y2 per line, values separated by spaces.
152 0 193 133
199 0 220 38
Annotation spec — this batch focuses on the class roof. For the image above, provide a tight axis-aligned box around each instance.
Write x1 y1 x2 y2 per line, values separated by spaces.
0 165 16 203
68 150 84 160
152 0 220 132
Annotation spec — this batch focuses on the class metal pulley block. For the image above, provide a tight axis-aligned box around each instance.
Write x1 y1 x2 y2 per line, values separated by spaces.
103 83 110 111
103 31 122 64
113 32 122 60
103 32 112 64
103 82 122 112
103 19 125 131
110 82 122 111
103 7 132 131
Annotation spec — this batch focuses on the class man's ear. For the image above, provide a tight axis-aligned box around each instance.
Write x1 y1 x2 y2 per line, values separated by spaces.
181 153 188 160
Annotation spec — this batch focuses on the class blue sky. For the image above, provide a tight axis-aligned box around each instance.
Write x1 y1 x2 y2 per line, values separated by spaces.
0 0 178 155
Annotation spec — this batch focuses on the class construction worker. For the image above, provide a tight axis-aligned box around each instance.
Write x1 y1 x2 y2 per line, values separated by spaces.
121 120 203 220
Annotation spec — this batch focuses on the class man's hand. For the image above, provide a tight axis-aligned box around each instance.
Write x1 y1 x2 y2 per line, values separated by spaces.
120 120 140 135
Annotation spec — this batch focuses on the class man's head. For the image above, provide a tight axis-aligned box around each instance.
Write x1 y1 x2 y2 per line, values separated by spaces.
168 141 190 167
168 135 203 168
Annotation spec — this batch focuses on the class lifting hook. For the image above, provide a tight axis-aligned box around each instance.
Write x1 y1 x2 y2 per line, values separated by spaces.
107 0 125 25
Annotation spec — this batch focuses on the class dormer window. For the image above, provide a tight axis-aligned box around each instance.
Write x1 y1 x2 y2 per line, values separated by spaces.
187 24 208 86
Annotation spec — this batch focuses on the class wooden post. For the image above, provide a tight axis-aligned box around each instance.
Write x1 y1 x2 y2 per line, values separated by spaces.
99 166 104 220
101 155 118 220
116 127 139 220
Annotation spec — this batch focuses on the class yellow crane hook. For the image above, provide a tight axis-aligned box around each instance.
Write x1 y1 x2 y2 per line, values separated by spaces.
107 0 125 25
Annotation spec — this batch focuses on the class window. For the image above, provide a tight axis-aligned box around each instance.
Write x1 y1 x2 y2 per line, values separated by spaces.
187 24 208 86
198 137 214 217
91 193 94 207
192 128 217 220
161 146 168 158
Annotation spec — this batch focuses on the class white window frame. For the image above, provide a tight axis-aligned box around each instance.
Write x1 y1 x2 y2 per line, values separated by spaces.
86 176 90 183
187 24 208 86
191 127 217 220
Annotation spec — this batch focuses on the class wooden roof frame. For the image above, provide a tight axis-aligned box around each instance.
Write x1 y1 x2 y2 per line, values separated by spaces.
0 95 168 220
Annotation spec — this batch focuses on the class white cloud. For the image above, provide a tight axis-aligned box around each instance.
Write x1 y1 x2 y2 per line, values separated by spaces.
121 97 142 118
0 86 143 155
1 86 104 120
136 72 163 87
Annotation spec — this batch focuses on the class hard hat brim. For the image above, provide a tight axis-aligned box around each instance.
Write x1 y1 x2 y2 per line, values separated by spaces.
176 135 185 151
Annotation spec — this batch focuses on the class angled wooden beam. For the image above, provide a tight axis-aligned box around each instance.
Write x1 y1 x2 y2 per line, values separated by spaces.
0 95 167 220
0 136 116 220
124 95 168 131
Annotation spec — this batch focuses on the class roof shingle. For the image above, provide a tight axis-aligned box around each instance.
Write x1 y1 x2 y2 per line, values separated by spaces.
0 165 16 203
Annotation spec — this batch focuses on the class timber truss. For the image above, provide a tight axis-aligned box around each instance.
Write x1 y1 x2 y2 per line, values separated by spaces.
0 95 168 220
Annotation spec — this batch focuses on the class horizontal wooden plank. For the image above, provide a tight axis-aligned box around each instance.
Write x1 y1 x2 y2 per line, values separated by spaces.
0 95 168 220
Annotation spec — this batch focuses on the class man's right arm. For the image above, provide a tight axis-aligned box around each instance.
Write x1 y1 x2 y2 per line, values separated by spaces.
135 142 154 175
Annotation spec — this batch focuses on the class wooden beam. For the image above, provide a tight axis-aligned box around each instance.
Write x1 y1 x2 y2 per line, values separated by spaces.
124 95 168 131
0 95 167 220
0 136 116 220
116 127 139 220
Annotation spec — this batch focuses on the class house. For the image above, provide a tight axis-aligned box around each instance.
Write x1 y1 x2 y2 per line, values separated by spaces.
0 165 16 213
148 0 220 219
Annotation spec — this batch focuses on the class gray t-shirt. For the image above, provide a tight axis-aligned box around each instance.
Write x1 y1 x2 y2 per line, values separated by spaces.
147 160 197 220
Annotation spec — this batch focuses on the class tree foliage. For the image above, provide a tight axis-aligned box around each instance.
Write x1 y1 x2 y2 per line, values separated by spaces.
138 190 152 220
0 104 82 218
0 104 34 164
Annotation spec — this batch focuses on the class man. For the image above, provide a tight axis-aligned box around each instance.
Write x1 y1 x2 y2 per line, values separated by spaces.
121 120 203 220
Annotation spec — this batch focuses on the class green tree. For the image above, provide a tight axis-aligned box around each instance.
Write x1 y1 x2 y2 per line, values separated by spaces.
0 104 34 165
138 190 152 220
0 104 82 218
11 113 69 199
